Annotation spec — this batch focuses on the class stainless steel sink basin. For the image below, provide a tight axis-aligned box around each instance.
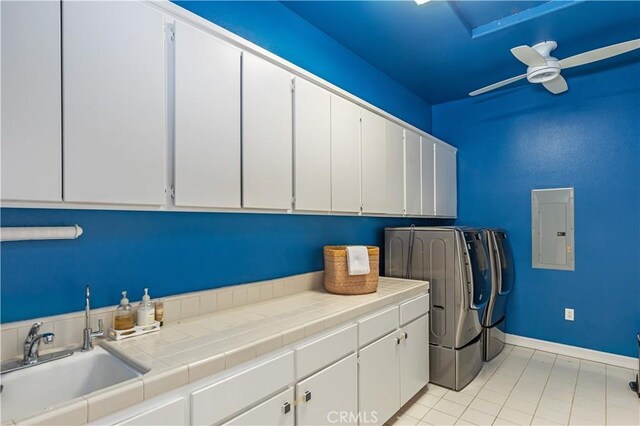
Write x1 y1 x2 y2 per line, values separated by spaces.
1 346 143 423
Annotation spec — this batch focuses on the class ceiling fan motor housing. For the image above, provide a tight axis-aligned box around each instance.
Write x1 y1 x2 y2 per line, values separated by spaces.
527 59 561 83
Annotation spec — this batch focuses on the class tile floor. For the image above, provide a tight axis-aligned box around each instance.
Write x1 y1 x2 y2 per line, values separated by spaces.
387 345 640 426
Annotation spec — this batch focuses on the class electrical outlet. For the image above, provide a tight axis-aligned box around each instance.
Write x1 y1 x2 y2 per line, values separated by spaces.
565 308 574 321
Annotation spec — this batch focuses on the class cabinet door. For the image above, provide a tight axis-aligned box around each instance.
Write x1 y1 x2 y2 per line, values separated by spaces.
115 397 186 426
1 0 61 202
224 387 294 426
361 110 387 214
174 22 241 208
405 131 422 216
63 1 166 205
242 54 293 210
421 137 435 216
296 354 358 426
330 95 361 213
359 332 400 426
386 122 405 215
435 142 457 217
399 315 429 406
293 78 331 212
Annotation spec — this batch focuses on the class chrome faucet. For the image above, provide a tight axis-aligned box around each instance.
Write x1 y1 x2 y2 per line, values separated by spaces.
23 322 55 364
81 284 104 351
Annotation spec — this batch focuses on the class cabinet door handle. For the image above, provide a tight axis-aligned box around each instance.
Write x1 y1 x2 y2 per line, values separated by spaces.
304 390 312 402
395 337 401 345
404 331 408 340
282 402 291 414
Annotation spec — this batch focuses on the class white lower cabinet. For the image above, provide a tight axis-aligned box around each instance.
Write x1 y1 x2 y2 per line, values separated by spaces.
399 315 429 406
296 354 358 426
114 397 186 426
359 331 401 426
223 388 294 426
94 294 429 426
191 352 294 425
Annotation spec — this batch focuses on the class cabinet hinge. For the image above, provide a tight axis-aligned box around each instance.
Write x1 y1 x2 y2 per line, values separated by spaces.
291 195 296 208
166 23 175 41
166 186 175 198
291 79 295 92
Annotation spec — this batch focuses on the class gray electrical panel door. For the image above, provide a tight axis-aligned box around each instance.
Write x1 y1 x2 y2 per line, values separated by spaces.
532 188 575 271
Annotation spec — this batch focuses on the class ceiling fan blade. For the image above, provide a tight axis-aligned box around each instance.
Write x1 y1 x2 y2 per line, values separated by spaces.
559 38 640 69
469 74 527 97
542 75 568 94
511 45 547 67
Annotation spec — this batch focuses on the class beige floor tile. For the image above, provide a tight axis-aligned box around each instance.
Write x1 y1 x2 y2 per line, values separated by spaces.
476 389 509 405
493 417 520 426
386 413 421 426
504 395 538 415
498 407 533 425
402 402 431 420
432 399 467 418
427 384 450 397
443 390 475 407
459 407 495 426
468 398 503 417
534 406 570 425
422 409 459 426
414 393 442 408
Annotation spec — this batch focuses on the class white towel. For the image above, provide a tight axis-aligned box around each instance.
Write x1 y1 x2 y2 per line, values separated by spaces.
346 246 370 275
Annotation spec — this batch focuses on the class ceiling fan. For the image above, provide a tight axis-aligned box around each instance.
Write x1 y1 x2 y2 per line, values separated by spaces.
469 38 640 97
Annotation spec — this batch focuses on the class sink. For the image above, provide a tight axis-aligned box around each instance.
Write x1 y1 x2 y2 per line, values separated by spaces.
1 345 144 423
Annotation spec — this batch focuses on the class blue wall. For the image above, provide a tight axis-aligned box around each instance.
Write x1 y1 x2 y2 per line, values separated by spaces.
0 1 436 323
0 209 441 323
173 1 432 132
432 61 640 357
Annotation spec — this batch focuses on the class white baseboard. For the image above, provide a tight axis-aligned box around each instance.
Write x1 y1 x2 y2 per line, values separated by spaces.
505 334 637 370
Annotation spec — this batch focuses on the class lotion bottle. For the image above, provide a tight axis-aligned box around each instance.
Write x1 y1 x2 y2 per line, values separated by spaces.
136 288 155 326
114 291 135 330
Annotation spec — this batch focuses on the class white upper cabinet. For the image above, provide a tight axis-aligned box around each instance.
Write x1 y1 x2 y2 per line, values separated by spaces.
361 110 387 214
293 78 331 212
404 130 422 216
174 22 241 208
422 137 436 216
386 122 405 215
1 1 61 202
435 142 457 217
242 54 293 210
62 1 167 205
330 95 361 213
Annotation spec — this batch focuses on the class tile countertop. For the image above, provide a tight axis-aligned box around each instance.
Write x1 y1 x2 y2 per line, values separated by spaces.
13 277 428 425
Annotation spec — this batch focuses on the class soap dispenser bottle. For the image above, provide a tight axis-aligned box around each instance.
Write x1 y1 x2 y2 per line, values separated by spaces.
114 291 135 330
136 288 155 326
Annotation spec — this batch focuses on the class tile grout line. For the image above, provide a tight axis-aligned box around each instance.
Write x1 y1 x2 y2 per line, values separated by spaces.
532 351 564 424
490 348 538 425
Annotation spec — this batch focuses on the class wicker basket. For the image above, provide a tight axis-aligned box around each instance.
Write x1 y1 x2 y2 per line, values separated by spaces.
323 246 379 295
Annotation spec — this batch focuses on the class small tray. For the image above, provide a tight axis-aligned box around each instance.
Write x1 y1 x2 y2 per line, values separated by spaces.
108 321 161 341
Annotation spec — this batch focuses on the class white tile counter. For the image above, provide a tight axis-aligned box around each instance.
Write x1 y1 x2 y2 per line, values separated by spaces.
7 277 428 425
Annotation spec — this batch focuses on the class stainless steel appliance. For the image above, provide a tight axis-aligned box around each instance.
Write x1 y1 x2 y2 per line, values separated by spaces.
482 229 514 361
385 227 491 390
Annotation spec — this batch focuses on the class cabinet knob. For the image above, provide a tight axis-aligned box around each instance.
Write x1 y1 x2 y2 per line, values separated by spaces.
282 401 291 414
